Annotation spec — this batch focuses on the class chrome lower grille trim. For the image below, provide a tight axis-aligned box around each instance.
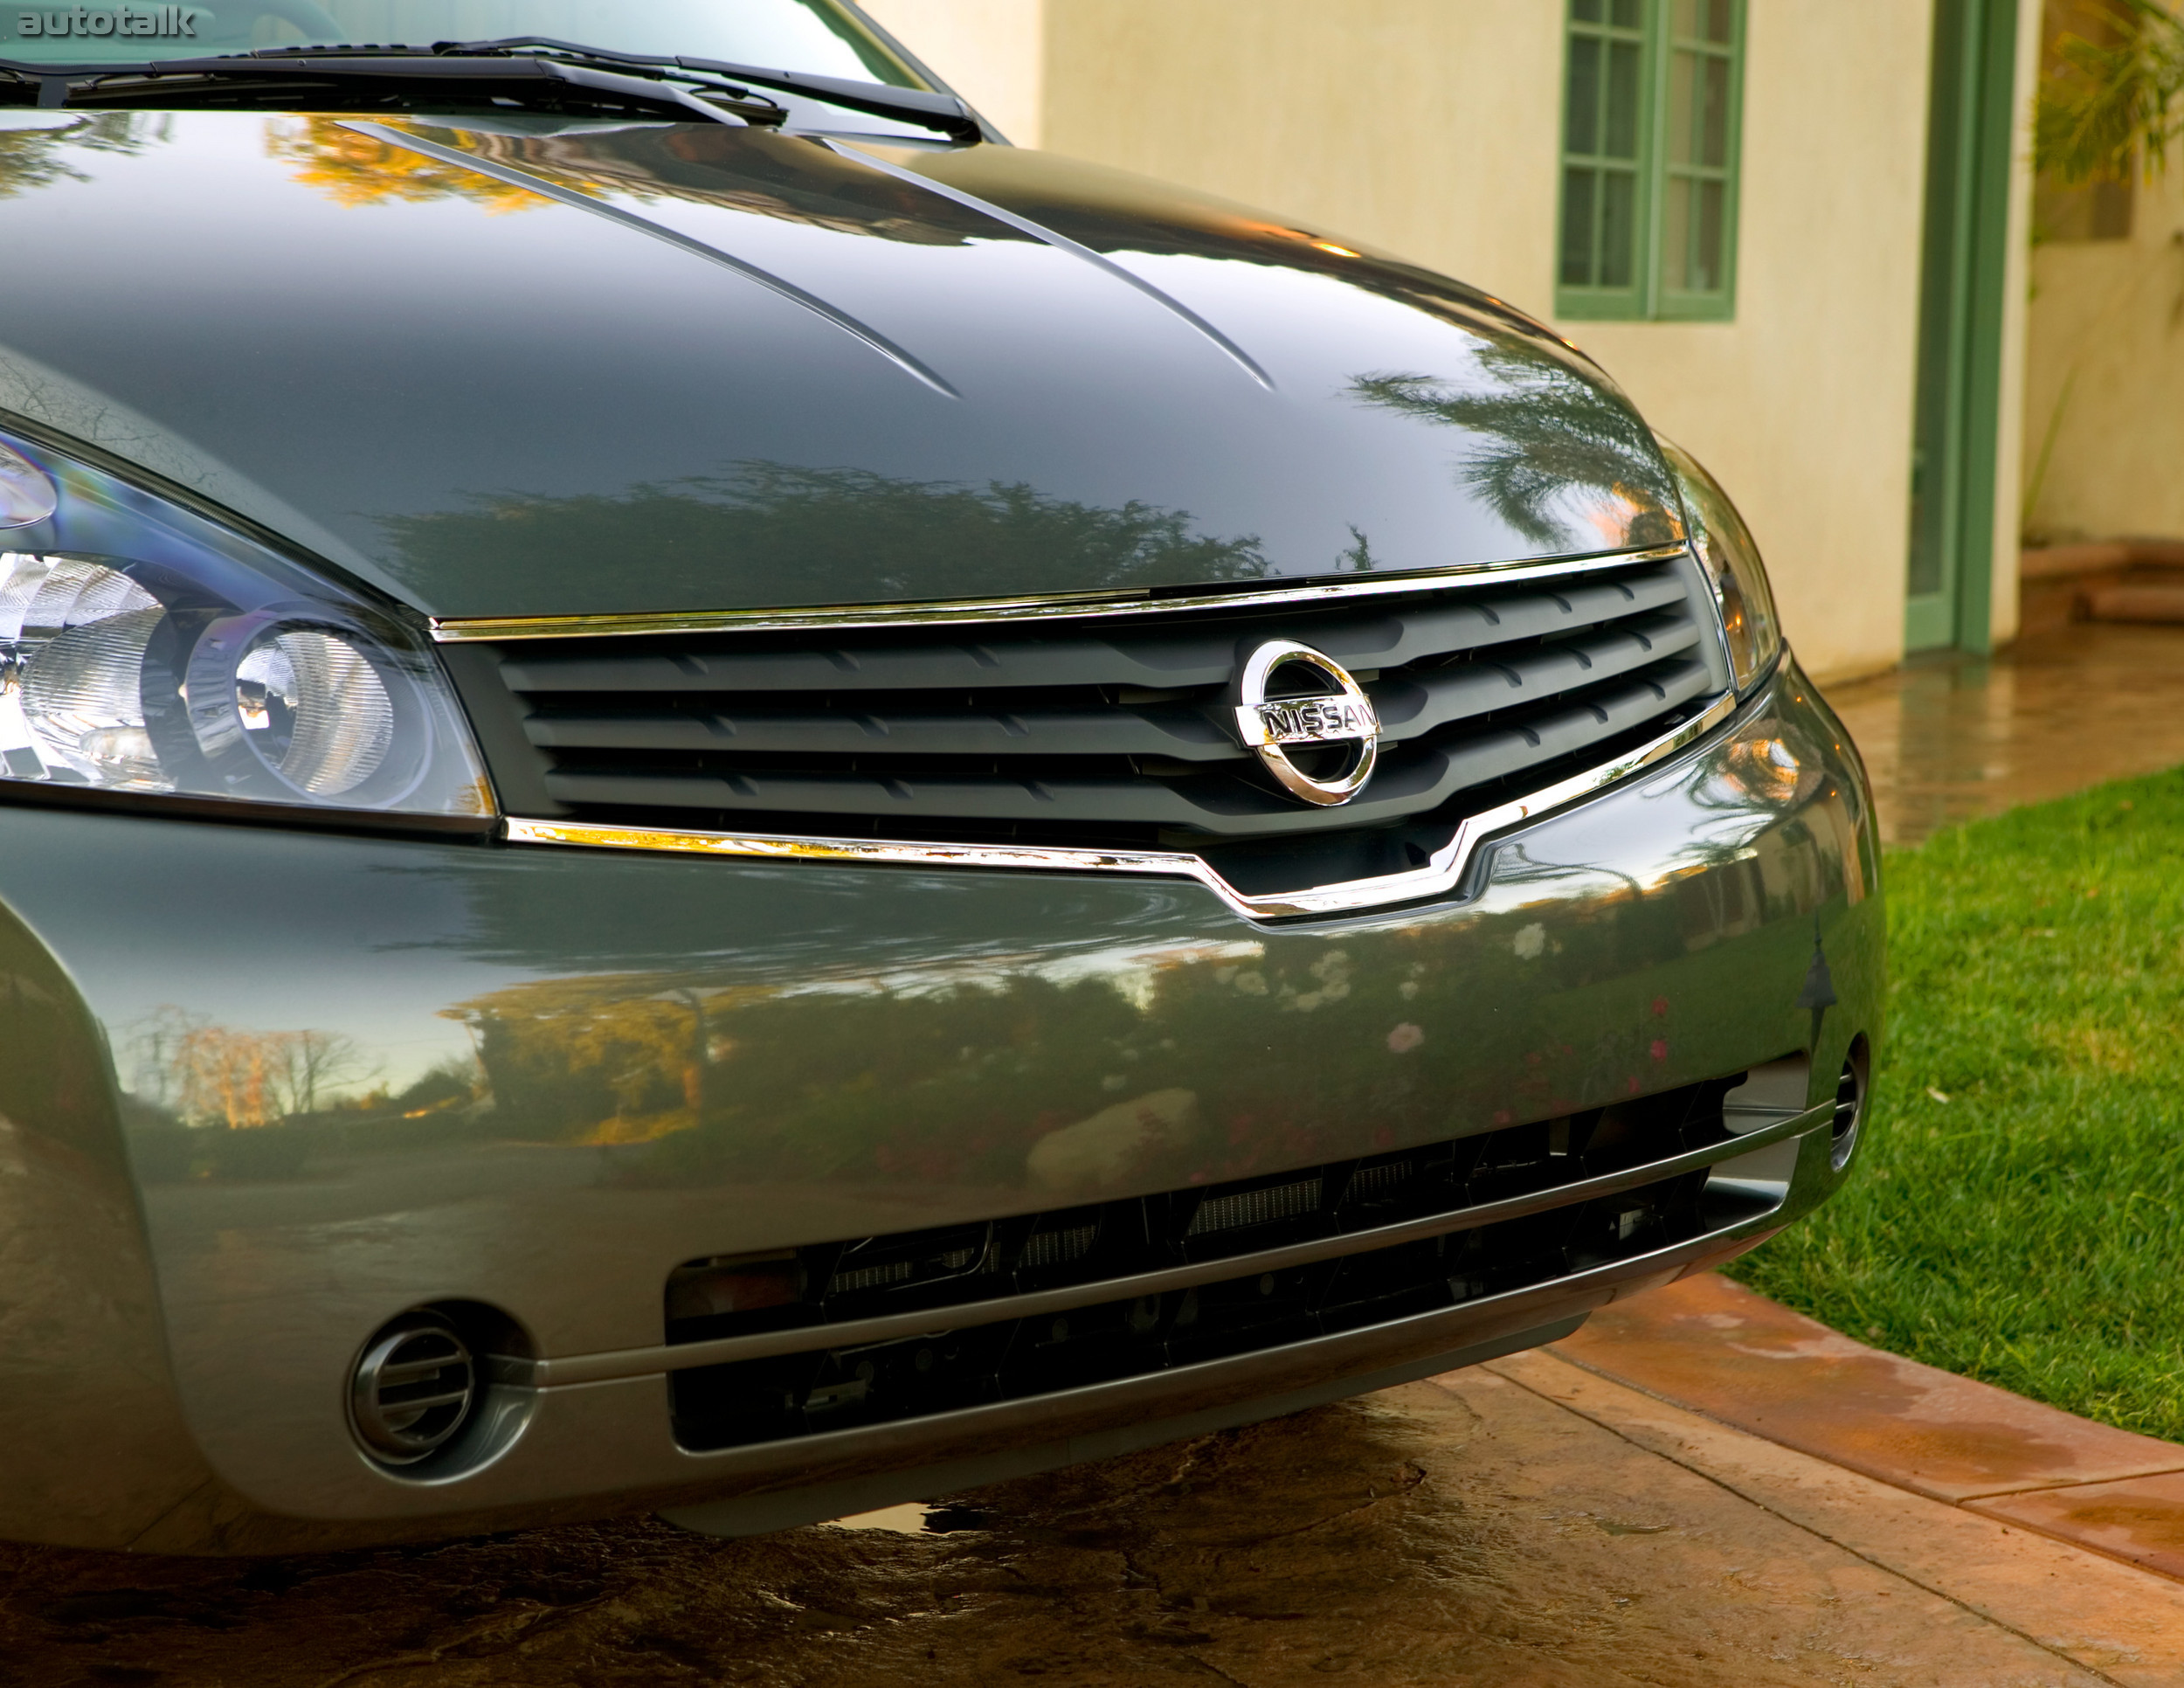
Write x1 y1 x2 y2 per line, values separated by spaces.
504 688 1738 920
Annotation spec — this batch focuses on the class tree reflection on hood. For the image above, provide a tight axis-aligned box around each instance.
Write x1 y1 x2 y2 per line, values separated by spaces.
378 460 1271 607
1349 347 1681 552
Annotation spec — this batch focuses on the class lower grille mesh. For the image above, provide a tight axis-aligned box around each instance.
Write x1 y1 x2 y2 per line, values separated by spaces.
664 1072 1766 1451
1186 1176 1322 1236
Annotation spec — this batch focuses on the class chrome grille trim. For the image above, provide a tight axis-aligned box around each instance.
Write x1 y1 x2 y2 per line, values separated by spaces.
503 686 1738 920
429 544 1691 642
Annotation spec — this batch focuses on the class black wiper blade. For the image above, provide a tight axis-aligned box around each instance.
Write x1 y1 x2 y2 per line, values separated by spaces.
435 37 984 142
0 48 783 126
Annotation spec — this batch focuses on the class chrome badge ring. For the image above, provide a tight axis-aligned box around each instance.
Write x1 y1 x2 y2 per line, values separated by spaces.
1231 640 1379 806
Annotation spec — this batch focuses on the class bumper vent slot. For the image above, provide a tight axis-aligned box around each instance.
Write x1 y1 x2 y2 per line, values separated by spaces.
663 1067 1795 1452
1187 1175 1322 1235
828 1260 916 1296
1019 1223 1097 1271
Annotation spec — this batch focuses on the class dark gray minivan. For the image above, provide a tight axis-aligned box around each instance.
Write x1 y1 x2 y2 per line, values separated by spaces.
0 0 1876 1552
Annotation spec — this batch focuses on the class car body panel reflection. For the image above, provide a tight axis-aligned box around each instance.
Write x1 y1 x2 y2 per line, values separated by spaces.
0 660 1876 1525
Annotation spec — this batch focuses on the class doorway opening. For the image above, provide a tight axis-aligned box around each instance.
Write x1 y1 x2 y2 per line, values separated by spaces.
1906 0 2021 654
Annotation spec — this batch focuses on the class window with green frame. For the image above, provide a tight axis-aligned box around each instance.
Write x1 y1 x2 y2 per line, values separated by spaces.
1558 0 1745 321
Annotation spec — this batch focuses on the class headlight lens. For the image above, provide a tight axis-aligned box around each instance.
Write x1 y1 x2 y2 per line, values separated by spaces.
0 440 59 528
1657 437 1782 691
0 430 491 819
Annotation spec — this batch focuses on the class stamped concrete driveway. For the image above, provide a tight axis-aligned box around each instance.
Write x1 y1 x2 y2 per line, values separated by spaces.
11 1340 2184 1688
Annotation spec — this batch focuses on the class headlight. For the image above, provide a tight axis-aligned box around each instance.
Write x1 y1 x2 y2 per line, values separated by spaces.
0 431 491 820
1656 437 1782 692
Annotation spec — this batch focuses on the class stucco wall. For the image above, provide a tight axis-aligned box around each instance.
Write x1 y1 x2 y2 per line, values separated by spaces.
2022 164 2184 543
857 0 1046 145
1039 2 1564 312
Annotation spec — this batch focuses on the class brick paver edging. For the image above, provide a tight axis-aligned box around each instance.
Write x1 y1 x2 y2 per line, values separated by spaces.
1555 1271 2184 1581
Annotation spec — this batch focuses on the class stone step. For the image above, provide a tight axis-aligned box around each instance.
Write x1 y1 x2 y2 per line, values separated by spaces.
2022 537 2184 578
2084 583 2184 623
1558 1271 2184 1581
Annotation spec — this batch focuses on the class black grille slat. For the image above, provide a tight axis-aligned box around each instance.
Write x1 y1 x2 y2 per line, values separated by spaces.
515 606 1700 764
524 702 1249 762
473 557 1729 889
1374 605 1698 740
499 635 1233 696
534 654 1713 835
1321 569 1685 665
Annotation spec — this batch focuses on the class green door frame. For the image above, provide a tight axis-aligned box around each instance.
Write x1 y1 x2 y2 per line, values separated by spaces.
1905 0 2020 654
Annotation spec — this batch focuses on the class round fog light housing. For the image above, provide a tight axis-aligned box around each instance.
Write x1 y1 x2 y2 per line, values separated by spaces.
1831 1035 1870 1171
350 1311 478 1465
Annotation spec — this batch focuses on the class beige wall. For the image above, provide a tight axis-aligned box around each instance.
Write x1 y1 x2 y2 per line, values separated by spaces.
858 0 1045 145
2022 163 2184 543
865 1 2042 678
1041 2 1565 310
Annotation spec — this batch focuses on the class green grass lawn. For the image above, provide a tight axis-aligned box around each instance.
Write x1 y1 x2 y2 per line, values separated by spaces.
1729 765 2184 1442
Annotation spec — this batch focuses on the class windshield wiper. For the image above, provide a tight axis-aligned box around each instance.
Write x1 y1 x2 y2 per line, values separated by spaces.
432 37 985 142
0 46 787 127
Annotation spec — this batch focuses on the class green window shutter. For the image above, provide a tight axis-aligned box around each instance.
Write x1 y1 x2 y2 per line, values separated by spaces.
1555 0 1745 322
1655 0 1744 319
1558 0 1652 319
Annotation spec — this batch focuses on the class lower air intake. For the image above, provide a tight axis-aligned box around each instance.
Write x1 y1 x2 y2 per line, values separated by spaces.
662 1068 1796 1452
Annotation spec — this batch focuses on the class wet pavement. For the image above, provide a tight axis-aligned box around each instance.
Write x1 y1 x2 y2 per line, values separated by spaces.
1818 623 2184 847
11 1348 2182 1687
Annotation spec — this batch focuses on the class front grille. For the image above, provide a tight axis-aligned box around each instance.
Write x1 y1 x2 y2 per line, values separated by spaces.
453 554 1728 901
664 1072 1770 1452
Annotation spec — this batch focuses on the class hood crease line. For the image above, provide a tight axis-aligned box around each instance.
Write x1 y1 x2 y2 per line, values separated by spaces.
828 140 1275 394
337 120 959 399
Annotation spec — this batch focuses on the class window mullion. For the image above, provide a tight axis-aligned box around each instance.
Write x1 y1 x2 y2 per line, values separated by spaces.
1641 0 1669 319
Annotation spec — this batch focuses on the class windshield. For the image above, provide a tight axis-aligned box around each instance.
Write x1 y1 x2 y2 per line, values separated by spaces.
0 1 922 81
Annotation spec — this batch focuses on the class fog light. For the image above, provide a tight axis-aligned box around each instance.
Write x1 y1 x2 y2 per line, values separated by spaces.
1831 1035 1870 1171
350 1311 477 1464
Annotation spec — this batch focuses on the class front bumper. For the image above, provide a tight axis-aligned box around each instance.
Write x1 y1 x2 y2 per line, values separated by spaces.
0 655 1878 1553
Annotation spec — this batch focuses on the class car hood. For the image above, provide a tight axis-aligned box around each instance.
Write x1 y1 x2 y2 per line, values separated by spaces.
0 110 1683 619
